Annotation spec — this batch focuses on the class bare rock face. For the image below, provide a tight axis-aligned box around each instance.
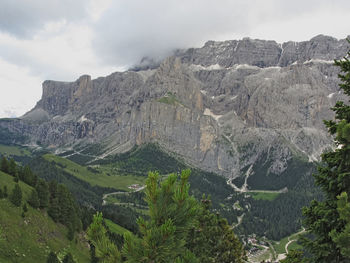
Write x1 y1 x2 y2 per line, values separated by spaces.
2 35 350 185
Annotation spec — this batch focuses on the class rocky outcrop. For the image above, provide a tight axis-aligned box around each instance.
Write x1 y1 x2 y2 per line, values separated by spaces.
176 35 349 68
2 35 349 185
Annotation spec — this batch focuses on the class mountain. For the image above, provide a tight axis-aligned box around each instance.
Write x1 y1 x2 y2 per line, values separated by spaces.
1 34 349 190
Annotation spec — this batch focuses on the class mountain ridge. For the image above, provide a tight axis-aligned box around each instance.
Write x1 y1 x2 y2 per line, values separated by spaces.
1 34 349 187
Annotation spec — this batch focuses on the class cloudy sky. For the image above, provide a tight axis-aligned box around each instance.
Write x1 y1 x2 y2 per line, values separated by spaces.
0 0 349 118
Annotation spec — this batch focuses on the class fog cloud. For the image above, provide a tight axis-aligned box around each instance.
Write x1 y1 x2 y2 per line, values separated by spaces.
92 0 350 67
0 0 88 38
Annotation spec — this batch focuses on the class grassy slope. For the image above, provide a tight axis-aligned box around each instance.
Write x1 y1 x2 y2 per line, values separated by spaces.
0 171 90 263
0 144 31 157
273 231 304 254
105 219 131 236
250 192 280 201
43 154 146 191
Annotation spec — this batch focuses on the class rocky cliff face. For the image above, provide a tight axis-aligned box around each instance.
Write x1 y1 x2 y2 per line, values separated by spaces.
1 35 349 187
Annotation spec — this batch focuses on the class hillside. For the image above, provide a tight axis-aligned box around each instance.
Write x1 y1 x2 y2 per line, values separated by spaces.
0 171 90 263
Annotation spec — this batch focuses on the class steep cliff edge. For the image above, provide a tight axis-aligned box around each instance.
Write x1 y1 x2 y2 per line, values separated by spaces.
1 35 349 187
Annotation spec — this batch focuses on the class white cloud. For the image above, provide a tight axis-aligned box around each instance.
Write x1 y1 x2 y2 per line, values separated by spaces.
0 58 42 118
91 0 350 67
0 0 89 38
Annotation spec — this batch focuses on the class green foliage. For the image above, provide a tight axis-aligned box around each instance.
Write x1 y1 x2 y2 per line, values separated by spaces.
9 183 22 207
63 252 76 263
47 251 59 263
157 92 182 105
300 45 350 262
36 179 50 209
330 192 350 258
8 158 17 177
247 155 315 191
280 250 306 263
122 170 199 263
104 219 131 236
87 212 121 263
187 197 246 263
46 182 82 239
19 165 38 187
28 189 40 208
13 175 19 182
3 185 7 198
237 173 322 240
23 203 28 213
29 155 118 206
1 156 9 173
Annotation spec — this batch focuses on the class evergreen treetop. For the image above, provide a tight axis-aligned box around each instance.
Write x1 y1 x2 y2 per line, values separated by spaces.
9 183 22 207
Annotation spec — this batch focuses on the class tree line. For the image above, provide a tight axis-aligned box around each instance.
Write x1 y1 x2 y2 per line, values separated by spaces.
0 156 82 241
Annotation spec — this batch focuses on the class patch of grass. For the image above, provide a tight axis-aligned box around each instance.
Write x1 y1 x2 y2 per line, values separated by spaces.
250 192 280 201
43 154 146 191
0 172 90 263
233 201 242 210
273 230 304 254
0 144 31 157
105 195 121 204
274 236 289 254
287 240 302 251
92 144 185 175
0 171 33 199
157 92 181 105
104 219 131 236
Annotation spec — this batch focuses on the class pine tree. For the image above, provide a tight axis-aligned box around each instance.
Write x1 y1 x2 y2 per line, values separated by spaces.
49 180 58 201
122 170 199 263
63 252 76 263
36 179 49 209
47 251 59 263
23 203 28 213
300 43 350 262
87 170 247 263
22 203 28 218
280 250 306 263
28 189 40 208
13 175 19 183
9 183 22 207
48 197 60 222
187 197 246 263
3 185 8 198
330 192 350 258
1 156 9 173
87 212 121 263
8 158 17 177
19 165 37 187
55 184 81 232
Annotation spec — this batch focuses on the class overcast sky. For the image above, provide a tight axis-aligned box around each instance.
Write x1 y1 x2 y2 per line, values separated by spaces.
0 0 349 118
